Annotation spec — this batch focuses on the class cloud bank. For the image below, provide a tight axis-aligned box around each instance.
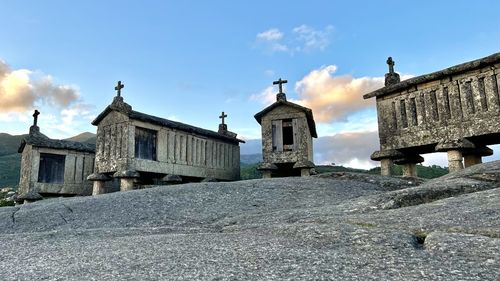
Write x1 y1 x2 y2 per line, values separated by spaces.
313 131 379 169
294 65 384 123
0 59 79 113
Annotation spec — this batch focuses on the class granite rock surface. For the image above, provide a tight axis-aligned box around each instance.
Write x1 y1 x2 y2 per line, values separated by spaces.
1 161 499 280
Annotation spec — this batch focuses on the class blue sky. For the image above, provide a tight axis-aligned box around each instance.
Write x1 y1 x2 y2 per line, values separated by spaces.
1 0 499 168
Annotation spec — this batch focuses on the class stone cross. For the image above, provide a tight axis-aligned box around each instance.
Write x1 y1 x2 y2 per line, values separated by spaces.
273 78 288 93
387 57 395 74
219 111 228 125
32 110 40 126
115 81 124 97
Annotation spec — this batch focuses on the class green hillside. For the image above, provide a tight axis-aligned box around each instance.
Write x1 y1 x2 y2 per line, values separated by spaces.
0 153 21 188
0 133 26 156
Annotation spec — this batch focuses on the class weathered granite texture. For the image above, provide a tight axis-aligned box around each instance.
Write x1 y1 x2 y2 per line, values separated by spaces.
364 52 500 175
17 125 95 197
254 85 317 177
92 93 244 188
1 161 499 280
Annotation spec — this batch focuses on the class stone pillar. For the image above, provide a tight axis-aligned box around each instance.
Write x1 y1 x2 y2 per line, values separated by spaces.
394 154 424 178
380 159 394 176
462 146 493 168
293 160 315 178
401 163 417 177
463 155 482 168
370 150 404 176
87 173 112 196
257 162 278 179
261 170 272 179
93 181 106 195
435 139 475 173
300 168 311 177
447 150 464 172
113 170 140 192
120 178 135 191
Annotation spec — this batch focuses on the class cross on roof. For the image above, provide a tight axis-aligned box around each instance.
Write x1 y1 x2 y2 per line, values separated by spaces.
273 78 288 94
32 110 40 126
219 111 228 125
387 57 395 74
114 81 124 97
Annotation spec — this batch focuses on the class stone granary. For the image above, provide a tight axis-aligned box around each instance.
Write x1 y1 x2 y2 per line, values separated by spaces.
87 81 244 194
17 110 96 201
364 52 500 177
255 78 317 178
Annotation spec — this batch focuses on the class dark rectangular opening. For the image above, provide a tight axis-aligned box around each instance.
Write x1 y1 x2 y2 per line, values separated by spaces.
430 90 439 121
282 119 294 151
464 81 475 114
272 123 277 151
409 97 417 126
38 153 65 184
400 99 408 128
478 78 488 111
135 127 157 160
391 101 398 130
419 93 427 123
443 87 451 119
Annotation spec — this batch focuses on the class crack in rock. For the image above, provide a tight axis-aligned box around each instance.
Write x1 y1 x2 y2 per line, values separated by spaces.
10 207 20 228
62 203 73 213
58 213 68 224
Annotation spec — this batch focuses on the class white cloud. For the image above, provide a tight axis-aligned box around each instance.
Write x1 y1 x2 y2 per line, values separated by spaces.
256 28 284 41
254 25 334 54
0 59 80 113
313 131 379 168
0 58 96 138
292 24 334 52
255 28 289 53
293 65 384 123
249 86 277 106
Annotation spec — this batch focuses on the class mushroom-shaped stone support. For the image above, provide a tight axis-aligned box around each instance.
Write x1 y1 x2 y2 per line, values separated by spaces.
257 162 278 179
394 154 424 178
436 139 475 173
87 173 112 195
113 170 140 191
161 174 183 185
16 190 43 204
370 150 405 176
293 160 315 177
201 177 218 183
462 146 493 168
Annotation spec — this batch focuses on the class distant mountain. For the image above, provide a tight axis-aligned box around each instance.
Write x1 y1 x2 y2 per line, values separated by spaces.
65 132 96 144
0 133 27 157
240 153 262 164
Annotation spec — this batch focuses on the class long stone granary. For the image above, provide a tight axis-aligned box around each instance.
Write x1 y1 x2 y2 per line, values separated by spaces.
88 82 244 193
364 52 500 176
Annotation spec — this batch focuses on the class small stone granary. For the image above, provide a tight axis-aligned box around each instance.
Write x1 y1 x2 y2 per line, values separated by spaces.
17 110 96 201
88 81 244 193
254 79 317 178
364 52 500 177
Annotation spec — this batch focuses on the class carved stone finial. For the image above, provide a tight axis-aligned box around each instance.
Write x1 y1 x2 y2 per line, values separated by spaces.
114 81 124 97
387 57 395 73
32 110 40 126
219 111 227 125
384 57 400 86
273 78 288 101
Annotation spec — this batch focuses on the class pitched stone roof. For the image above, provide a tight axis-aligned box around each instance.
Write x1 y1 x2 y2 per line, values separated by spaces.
363 51 500 99
254 100 318 138
92 97 245 144
18 129 95 153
